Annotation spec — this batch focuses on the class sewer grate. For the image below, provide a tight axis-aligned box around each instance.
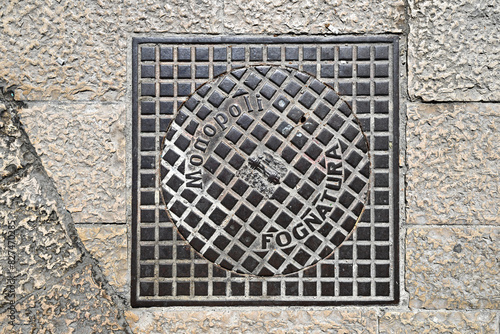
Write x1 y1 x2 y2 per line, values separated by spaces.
131 36 400 306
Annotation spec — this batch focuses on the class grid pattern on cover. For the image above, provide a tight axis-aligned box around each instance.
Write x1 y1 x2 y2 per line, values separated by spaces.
160 66 369 277
132 36 399 306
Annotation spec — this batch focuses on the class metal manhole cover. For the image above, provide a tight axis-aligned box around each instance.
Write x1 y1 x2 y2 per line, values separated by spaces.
132 35 400 306
160 66 369 276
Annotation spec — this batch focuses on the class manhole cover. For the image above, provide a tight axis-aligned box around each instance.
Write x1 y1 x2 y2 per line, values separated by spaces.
132 36 400 306
160 66 369 276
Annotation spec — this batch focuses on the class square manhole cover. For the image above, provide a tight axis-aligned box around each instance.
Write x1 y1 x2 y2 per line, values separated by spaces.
131 36 400 306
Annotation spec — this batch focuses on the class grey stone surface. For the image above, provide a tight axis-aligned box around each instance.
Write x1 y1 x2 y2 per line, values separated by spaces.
126 309 378 333
19 103 126 223
0 91 131 333
76 225 128 296
408 0 500 101
0 264 130 333
223 0 405 34
0 0 223 101
406 103 499 225
406 227 499 309
0 95 81 307
380 311 499 334
0 171 82 306
0 0 407 102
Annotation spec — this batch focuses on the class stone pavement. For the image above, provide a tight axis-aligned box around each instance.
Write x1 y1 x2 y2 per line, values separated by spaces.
0 90 132 333
0 0 499 333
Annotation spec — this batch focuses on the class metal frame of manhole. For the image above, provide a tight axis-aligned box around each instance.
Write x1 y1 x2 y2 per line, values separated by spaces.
131 35 400 307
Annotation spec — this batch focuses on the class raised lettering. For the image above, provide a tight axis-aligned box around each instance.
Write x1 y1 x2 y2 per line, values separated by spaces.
243 95 253 112
276 231 292 247
325 144 342 159
262 233 273 249
326 176 342 190
321 189 337 203
203 124 217 137
213 112 228 130
316 204 333 220
189 154 204 166
186 170 203 188
292 222 309 240
194 138 210 153
256 94 263 112
326 162 343 175
229 104 241 117
304 212 322 232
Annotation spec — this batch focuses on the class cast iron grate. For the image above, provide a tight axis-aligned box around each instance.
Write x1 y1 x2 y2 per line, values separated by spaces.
131 36 400 306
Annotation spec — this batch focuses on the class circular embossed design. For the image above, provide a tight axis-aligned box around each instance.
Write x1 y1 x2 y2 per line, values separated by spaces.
160 66 369 276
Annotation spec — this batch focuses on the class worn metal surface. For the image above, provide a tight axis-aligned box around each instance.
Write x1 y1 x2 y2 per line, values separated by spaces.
131 36 399 306
161 66 370 276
